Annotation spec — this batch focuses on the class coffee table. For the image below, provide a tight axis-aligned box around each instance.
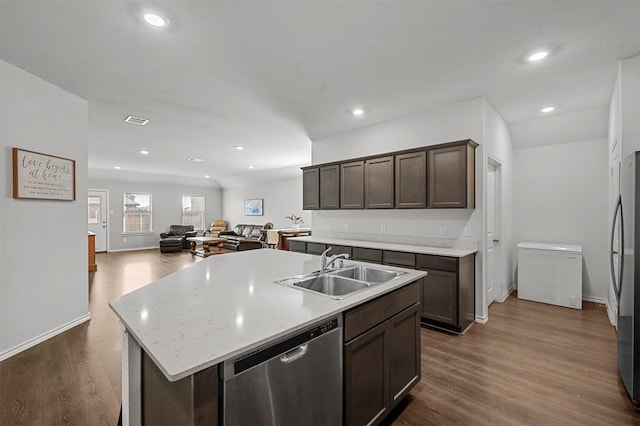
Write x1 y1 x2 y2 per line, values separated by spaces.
187 237 225 258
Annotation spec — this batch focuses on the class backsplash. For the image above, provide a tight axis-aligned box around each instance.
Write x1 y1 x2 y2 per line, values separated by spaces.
312 230 479 252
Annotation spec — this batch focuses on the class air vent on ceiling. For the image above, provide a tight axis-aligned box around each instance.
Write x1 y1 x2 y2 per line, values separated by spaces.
124 115 149 126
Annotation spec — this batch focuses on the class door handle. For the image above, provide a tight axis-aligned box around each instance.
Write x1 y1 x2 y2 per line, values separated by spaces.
492 239 500 243
280 344 308 363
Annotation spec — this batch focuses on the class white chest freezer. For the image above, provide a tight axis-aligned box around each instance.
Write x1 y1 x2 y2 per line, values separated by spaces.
517 242 583 309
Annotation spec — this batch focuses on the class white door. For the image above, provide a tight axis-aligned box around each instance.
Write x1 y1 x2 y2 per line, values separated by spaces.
88 190 108 252
486 159 502 305
610 140 621 326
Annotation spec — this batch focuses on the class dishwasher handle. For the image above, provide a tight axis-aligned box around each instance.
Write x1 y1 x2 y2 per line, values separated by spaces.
280 343 308 363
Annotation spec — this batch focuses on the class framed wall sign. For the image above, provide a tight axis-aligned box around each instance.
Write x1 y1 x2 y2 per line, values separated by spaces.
244 199 263 216
12 148 76 201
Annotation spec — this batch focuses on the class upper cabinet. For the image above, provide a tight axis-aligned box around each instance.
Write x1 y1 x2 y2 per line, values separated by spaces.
365 156 394 209
340 161 365 209
320 165 340 209
302 139 478 210
427 140 477 208
302 168 320 210
395 151 426 209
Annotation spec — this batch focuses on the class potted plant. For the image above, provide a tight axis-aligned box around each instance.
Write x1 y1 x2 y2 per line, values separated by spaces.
285 214 304 230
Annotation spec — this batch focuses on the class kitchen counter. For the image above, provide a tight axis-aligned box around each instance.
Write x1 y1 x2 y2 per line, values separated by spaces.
109 248 426 382
288 235 478 257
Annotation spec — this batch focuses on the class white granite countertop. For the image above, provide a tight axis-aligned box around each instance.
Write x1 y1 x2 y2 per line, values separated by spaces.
109 249 426 382
288 236 478 258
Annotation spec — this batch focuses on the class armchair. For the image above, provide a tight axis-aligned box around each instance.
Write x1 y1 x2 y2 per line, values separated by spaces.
203 220 227 237
159 225 197 252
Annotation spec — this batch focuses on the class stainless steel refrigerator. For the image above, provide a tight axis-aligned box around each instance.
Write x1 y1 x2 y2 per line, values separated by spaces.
610 150 640 410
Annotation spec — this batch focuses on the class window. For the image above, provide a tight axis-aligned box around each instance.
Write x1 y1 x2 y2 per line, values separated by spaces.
182 195 205 230
123 192 152 233
88 196 101 224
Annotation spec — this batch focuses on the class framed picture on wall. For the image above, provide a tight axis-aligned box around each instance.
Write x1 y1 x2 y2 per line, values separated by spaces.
12 147 76 200
244 199 263 216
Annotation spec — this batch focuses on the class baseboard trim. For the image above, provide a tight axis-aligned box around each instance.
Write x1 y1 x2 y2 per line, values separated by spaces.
496 285 515 303
475 314 488 323
0 313 91 362
109 246 159 253
582 295 608 305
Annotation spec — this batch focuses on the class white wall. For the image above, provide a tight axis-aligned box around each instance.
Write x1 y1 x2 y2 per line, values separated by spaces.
311 99 484 244
309 98 516 321
222 176 311 230
513 139 609 301
1 60 89 360
88 178 223 251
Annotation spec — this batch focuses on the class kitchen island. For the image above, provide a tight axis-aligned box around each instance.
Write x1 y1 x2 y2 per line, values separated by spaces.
110 248 426 425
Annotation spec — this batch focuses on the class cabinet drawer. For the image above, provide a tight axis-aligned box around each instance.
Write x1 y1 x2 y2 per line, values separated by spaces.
383 251 415 268
288 240 306 253
306 242 327 255
416 254 458 272
344 280 420 342
329 245 352 257
352 247 383 264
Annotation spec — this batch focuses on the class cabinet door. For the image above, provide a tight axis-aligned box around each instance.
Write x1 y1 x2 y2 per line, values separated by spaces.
389 304 421 406
427 143 475 208
341 161 365 209
344 321 389 426
422 269 458 326
302 168 320 210
320 165 340 209
395 151 426 208
365 156 394 209
288 240 306 253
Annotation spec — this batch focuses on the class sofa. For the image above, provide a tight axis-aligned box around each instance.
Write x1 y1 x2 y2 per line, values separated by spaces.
203 219 227 237
159 224 197 252
219 223 273 251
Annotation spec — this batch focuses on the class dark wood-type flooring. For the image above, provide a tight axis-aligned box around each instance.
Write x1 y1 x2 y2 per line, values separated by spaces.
1 249 639 425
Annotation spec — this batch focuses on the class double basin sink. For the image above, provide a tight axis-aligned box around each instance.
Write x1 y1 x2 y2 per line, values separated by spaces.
275 265 406 300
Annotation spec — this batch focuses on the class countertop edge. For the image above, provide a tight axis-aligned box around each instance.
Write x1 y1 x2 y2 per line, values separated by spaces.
288 236 478 257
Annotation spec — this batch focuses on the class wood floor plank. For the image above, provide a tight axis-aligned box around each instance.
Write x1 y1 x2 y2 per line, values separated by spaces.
1 249 640 425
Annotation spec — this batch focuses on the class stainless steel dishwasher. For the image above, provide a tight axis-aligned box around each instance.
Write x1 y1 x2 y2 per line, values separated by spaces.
222 316 342 426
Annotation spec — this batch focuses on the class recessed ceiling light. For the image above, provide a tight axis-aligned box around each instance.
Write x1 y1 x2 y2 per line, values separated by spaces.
124 115 149 126
143 12 167 28
235 145 244 151
138 150 150 155
114 166 121 170
205 175 210 179
248 165 254 169
528 50 549 62
188 157 203 162
541 106 555 113
352 108 365 117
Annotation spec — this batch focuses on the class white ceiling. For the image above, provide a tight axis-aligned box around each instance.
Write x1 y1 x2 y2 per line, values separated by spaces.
1 1 638 187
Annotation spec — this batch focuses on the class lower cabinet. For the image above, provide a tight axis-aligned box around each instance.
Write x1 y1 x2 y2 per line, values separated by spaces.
417 254 475 333
344 281 421 426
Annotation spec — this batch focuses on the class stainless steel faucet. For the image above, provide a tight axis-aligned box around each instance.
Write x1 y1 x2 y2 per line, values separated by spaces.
320 247 349 272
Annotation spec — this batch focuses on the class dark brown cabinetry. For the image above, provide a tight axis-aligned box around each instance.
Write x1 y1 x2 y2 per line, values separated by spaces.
352 247 383 264
142 351 218 426
395 151 427 208
344 281 421 426
302 168 320 210
320 165 340 209
302 139 477 211
365 156 394 209
428 140 477 208
417 253 475 333
288 240 307 253
341 161 365 209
